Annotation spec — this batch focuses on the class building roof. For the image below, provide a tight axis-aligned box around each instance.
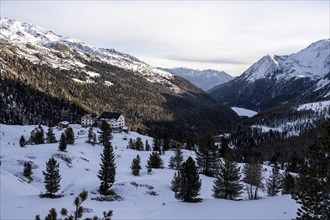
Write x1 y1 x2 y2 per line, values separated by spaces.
100 112 122 120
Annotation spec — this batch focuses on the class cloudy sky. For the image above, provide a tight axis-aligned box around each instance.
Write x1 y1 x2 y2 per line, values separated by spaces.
1 1 329 75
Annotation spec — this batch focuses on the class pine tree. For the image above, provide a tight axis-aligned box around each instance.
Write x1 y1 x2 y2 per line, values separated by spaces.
43 157 61 197
162 138 170 152
98 142 116 195
292 118 329 220
282 170 295 194
87 128 96 145
32 125 45 145
135 137 144 151
266 163 283 196
65 127 75 145
196 132 218 176
145 140 151 151
168 146 184 170
19 135 26 147
147 151 163 169
23 162 33 181
127 138 134 149
99 121 112 146
172 157 201 202
58 133 67 151
46 127 57 143
242 157 263 200
153 138 161 153
130 155 142 176
212 154 243 200
36 191 113 220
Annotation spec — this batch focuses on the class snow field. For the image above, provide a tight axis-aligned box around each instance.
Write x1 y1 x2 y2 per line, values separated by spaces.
0 124 299 219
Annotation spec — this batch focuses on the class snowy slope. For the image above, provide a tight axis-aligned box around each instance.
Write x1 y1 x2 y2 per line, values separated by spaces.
0 124 299 219
0 17 174 85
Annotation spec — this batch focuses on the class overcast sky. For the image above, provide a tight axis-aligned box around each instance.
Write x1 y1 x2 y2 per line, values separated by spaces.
1 1 329 76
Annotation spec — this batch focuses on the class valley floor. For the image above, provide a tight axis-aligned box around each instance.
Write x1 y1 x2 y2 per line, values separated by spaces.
0 124 299 219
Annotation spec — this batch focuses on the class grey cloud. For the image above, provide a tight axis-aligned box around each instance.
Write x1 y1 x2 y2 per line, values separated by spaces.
163 55 251 65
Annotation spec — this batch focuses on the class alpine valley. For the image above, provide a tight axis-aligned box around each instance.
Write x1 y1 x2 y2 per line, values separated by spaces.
0 17 239 138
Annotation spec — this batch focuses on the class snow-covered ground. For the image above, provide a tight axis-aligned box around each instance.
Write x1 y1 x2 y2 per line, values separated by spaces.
0 124 299 219
231 107 258 117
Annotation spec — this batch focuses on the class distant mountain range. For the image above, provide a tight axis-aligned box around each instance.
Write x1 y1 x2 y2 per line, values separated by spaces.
159 67 233 91
0 17 239 137
209 39 330 111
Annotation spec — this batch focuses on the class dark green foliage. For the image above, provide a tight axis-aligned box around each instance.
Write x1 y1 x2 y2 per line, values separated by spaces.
43 157 61 197
23 162 33 181
172 157 201 202
65 127 75 145
45 208 57 220
145 140 151 151
99 121 112 146
266 163 283 196
135 137 144 151
19 135 26 147
127 138 134 149
168 146 184 170
153 138 161 153
196 132 218 176
46 127 57 143
242 157 263 200
31 125 45 145
212 156 243 200
130 155 142 176
36 191 113 220
87 128 96 145
292 118 330 220
147 152 163 169
98 142 116 195
58 133 67 152
162 138 170 152
146 165 152 174
282 170 295 194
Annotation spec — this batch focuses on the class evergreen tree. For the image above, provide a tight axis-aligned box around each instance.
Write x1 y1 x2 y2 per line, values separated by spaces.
46 127 57 143
23 162 33 181
87 128 96 145
153 138 161 153
98 142 116 195
282 170 295 194
135 137 144 151
196 132 218 176
292 118 329 220
162 138 171 152
127 138 134 149
58 133 67 152
43 157 61 197
36 191 113 220
31 125 45 145
145 140 151 151
130 155 142 176
99 121 112 146
168 146 184 170
146 165 152 174
65 127 75 145
242 157 263 200
19 135 26 147
212 151 243 200
266 163 283 196
147 151 163 169
172 157 201 202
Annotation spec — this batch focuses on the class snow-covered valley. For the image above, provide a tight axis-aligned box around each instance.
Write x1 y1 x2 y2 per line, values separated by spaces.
0 124 299 219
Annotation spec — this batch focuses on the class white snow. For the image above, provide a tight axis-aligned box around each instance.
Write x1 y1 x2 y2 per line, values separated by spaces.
232 107 258 117
242 39 330 84
0 17 175 88
104 80 114 87
0 124 300 219
296 100 330 113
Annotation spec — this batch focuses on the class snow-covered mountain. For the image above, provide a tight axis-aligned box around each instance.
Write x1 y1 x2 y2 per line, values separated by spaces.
209 39 330 111
159 67 233 91
0 17 174 85
0 17 239 134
